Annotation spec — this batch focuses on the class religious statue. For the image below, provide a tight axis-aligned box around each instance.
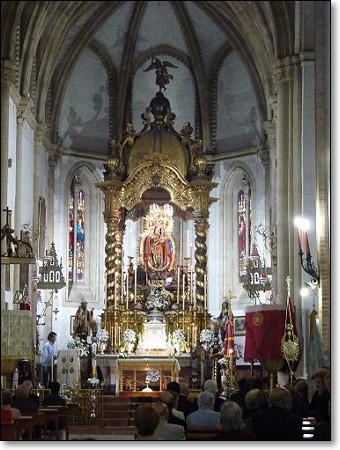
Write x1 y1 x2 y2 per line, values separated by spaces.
73 299 97 340
144 57 178 92
144 226 173 272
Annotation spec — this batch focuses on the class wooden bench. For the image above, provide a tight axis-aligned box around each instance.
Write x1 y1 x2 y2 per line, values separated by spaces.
1 420 17 440
185 427 222 441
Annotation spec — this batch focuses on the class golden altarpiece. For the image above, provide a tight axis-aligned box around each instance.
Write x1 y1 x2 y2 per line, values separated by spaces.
95 69 218 391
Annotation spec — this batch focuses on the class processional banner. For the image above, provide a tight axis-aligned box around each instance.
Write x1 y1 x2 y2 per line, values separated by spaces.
244 305 286 368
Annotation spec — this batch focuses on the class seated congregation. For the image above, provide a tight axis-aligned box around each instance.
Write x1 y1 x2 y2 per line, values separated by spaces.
1 368 331 441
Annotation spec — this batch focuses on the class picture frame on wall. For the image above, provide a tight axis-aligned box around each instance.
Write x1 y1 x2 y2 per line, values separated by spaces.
234 335 261 367
233 316 246 335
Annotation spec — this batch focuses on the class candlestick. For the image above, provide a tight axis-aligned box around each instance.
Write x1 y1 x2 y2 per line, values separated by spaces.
114 273 117 309
297 228 302 252
304 231 311 257
186 229 190 257
126 271 129 310
190 266 193 304
51 357 54 381
204 274 207 309
182 274 185 310
92 342 97 356
121 266 124 302
134 267 137 304
177 266 180 304
193 273 196 309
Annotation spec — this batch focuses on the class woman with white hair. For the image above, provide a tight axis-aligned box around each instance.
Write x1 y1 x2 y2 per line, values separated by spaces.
203 379 225 412
214 401 255 440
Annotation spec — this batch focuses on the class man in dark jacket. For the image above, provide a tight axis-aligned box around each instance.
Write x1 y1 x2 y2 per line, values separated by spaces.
251 386 303 440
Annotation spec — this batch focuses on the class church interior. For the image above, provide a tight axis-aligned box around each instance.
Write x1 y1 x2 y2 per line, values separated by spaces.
1 0 330 440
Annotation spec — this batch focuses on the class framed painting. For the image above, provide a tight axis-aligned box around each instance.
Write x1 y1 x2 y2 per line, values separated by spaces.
233 316 246 335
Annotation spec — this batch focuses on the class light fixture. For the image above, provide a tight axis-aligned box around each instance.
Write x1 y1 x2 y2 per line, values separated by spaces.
294 217 319 285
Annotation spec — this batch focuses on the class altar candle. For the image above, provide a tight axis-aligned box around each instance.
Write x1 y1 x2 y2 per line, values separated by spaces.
186 229 190 257
204 274 207 309
304 231 311 257
177 266 180 304
51 357 54 381
189 266 192 304
193 273 197 309
126 271 129 309
182 274 185 310
134 267 137 304
114 273 117 308
121 265 124 302
297 228 302 252
92 342 97 356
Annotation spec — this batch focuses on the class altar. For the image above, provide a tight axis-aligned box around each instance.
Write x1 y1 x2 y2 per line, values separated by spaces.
96 355 180 394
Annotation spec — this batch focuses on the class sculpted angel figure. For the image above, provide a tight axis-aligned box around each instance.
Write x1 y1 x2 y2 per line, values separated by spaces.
144 57 178 91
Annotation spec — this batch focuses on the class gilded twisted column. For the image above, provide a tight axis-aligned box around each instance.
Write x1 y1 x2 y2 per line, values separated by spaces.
194 216 209 310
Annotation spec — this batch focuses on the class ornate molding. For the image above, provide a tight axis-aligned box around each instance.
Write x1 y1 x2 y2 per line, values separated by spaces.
273 56 299 83
263 120 276 149
123 155 195 212
1 59 18 85
257 147 270 167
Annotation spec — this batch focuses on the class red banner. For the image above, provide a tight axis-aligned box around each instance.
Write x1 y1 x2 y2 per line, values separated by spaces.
244 305 286 364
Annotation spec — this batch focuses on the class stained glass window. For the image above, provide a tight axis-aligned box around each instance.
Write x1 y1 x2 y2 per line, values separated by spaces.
238 185 252 282
68 175 85 283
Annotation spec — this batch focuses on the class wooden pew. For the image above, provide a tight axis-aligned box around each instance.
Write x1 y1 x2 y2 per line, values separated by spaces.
185 427 222 441
13 416 35 440
1 420 17 440
39 408 60 440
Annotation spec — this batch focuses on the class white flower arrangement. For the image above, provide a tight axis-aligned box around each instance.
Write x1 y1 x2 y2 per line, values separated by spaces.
60 383 77 403
87 377 101 389
67 337 89 358
96 328 109 344
122 328 136 344
172 329 186 344
199 328 215 346
218 356 229 367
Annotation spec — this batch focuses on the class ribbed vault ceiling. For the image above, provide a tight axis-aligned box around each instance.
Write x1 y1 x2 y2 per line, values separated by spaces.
2 1 295 155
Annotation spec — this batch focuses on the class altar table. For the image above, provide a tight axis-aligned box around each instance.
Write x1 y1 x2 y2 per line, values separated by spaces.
96 355 180 394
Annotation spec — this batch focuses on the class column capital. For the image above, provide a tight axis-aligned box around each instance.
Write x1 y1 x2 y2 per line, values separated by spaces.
263 120 276 150
257 146 270 167
273 55 300 83
1 59 18 84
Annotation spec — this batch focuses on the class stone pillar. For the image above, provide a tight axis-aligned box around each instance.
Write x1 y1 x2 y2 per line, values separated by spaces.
1 60 17 309
263 119 277 295
273 58 295 304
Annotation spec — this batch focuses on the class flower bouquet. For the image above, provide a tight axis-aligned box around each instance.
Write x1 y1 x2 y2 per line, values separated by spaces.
96 328 109 344
87 377 101 389
96 328 109 354
122 328 136 354
122 328 136 344
67 337 89 358
172 329 186 344
199 328 215 351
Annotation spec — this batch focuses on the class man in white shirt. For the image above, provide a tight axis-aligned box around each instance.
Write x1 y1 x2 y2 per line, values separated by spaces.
41 331 58 387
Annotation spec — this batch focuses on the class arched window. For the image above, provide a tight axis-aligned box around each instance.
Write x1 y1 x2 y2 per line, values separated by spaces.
238 178 252 282
68 174 85 284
